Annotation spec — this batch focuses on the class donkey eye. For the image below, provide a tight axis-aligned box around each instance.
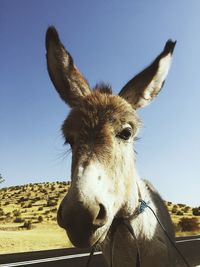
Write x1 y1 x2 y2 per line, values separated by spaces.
116 127 132 140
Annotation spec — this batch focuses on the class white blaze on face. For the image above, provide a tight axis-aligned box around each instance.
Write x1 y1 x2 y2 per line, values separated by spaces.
70 125 138 226
74 162 116 219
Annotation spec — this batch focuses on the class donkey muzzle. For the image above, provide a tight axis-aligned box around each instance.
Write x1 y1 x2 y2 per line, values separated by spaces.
57 200 108 247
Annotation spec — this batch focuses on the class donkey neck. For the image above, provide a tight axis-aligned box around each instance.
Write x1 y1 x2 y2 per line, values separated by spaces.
103 178 158 267
129 179 158 242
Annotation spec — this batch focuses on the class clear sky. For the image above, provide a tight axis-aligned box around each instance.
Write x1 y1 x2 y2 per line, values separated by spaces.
0 1 200 206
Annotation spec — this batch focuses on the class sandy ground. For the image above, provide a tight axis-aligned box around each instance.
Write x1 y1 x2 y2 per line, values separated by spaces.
0 223 72 254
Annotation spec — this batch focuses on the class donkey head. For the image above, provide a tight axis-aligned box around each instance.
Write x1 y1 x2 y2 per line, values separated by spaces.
46 27 176 248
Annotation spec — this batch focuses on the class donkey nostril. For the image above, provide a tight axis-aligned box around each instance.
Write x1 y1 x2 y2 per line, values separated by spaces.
96 203 107 222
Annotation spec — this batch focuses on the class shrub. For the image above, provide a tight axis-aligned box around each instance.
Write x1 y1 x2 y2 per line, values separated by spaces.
26 192 31 198
177 203 186 208
51 208 57 212
192 208 200 216
6 212 11 217
46 199 57 207
178 217 200 232
32 196 41 202
38 216 43 223
38 206 43 211
183 206 190 213
51 185 56 191
44 210 50 215
21 187 26 192
0 208 4 216
13 210 21 217
41 189 47 194
14 216 24 223
18 197 28 203
176 211 184 216
171 207 177 214
23 220 32 230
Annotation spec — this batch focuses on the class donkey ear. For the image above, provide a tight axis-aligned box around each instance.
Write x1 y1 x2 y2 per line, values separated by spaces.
46 27 91 107
119 40 176 109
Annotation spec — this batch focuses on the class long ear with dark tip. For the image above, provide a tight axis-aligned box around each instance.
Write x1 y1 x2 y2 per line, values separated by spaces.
46 26 91 107
119 40 176 109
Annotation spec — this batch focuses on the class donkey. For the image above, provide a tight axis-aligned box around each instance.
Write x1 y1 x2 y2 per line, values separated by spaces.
46 27 176 267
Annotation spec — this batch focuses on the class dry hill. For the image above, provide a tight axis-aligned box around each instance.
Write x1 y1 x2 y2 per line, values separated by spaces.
0 182 199 254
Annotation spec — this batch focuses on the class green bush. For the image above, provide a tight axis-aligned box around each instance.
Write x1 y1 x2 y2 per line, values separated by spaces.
182 206 190 213
46 199 57 207
178 217 200 232
44 210 50 215
192 207 200 216
21 203 26 208
171 207 177 214
32 196 41 202
176 211 184 216
51 208 57 212
13 210 21 217
14 216 24 223
177 203 186 208
18 197 28 203
23 220 32 230
38 216 43 222
0 208 4 216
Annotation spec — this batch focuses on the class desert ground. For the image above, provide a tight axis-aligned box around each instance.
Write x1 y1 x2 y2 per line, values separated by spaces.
0 182 199 254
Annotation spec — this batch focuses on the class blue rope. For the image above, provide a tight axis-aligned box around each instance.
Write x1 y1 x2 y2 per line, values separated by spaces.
138 199 150 214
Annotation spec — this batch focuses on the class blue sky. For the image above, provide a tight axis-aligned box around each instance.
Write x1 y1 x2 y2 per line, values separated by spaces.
1 1 200 206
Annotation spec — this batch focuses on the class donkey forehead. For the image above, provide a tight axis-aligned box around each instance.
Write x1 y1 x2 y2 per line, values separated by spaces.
62 91 140 134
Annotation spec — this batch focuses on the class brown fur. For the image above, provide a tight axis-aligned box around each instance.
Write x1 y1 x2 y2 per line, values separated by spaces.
62 87 140 170
46 27 176 266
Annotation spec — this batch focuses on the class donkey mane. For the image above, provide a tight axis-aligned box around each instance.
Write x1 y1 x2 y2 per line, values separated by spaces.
93 83 113 95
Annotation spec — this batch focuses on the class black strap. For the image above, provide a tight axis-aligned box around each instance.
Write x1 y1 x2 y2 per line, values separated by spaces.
123 220 141 267
110 218 141 267
85 246 95 267
136 252 140 267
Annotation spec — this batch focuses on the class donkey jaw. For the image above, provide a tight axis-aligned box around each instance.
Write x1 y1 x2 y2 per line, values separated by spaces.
58 216 110 248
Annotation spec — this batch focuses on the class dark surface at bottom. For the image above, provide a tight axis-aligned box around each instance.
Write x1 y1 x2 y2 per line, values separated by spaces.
0 236 200 267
